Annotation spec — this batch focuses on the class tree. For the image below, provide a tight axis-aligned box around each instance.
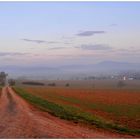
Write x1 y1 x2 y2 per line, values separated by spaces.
48 83 56 87
65 83 70 87
0 72 8 86
8 79 16 86
117 81 126 88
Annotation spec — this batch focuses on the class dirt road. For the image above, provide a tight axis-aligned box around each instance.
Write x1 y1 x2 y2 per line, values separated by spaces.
0 86 135 138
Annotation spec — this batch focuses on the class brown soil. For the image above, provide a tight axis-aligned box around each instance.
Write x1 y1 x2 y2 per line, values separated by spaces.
88 109 140 129
40 95 140 130
21 87 140 130
25 87 140 105
0 86 137 138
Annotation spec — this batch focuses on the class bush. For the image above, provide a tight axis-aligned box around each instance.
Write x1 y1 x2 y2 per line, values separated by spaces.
65 83 69 87
48 83 56 86
117 81 126 88
22 81 44 86
8 79 16 86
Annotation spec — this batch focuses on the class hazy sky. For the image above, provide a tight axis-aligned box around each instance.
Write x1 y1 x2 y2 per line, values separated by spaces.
0 2 140 66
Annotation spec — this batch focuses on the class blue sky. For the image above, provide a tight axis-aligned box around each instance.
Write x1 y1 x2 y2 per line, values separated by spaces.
0 2 140 66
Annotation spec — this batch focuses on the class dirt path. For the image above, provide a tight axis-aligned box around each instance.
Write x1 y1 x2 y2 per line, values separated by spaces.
0 86 136 138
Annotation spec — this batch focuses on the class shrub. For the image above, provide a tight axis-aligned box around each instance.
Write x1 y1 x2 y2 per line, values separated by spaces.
117 81 126 88
65 83 70 87
22 81 44 86
48 83 56 86
8 79 16 86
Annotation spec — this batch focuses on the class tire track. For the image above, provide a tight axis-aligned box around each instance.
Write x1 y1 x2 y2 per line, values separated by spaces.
6 89 17 114
0 88 2 98
0 87 42 138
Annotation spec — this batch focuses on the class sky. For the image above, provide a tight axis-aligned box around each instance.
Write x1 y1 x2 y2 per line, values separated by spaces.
0 2 140 67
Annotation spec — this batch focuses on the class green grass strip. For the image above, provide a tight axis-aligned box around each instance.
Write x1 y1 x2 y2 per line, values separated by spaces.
13 87 140 135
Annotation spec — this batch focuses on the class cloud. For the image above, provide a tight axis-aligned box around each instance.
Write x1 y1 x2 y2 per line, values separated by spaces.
48 47 67 50
22 39 61 44
109 24 118 27
22 39 46 44
64 42 72 45
76 31 106 36
76 44 112 50
62 36 75 40
114 48 140 56
47 41 60 44
0 52 29 57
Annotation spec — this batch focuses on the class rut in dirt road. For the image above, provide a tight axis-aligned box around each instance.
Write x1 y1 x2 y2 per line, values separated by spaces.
6 89 17 114
0 86 136 138
0 87 42 138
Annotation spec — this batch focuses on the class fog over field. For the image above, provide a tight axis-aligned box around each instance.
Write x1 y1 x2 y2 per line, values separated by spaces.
1 60 140 79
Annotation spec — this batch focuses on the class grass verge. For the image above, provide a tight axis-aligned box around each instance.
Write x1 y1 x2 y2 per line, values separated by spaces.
13 87 140 135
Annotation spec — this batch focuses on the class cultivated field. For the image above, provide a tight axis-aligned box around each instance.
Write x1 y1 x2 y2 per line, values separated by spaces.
16 79 140 89
14 80 140 136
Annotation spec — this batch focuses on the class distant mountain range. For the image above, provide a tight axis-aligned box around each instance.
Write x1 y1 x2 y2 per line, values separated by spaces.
1 61 140 79
58 61 140 73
